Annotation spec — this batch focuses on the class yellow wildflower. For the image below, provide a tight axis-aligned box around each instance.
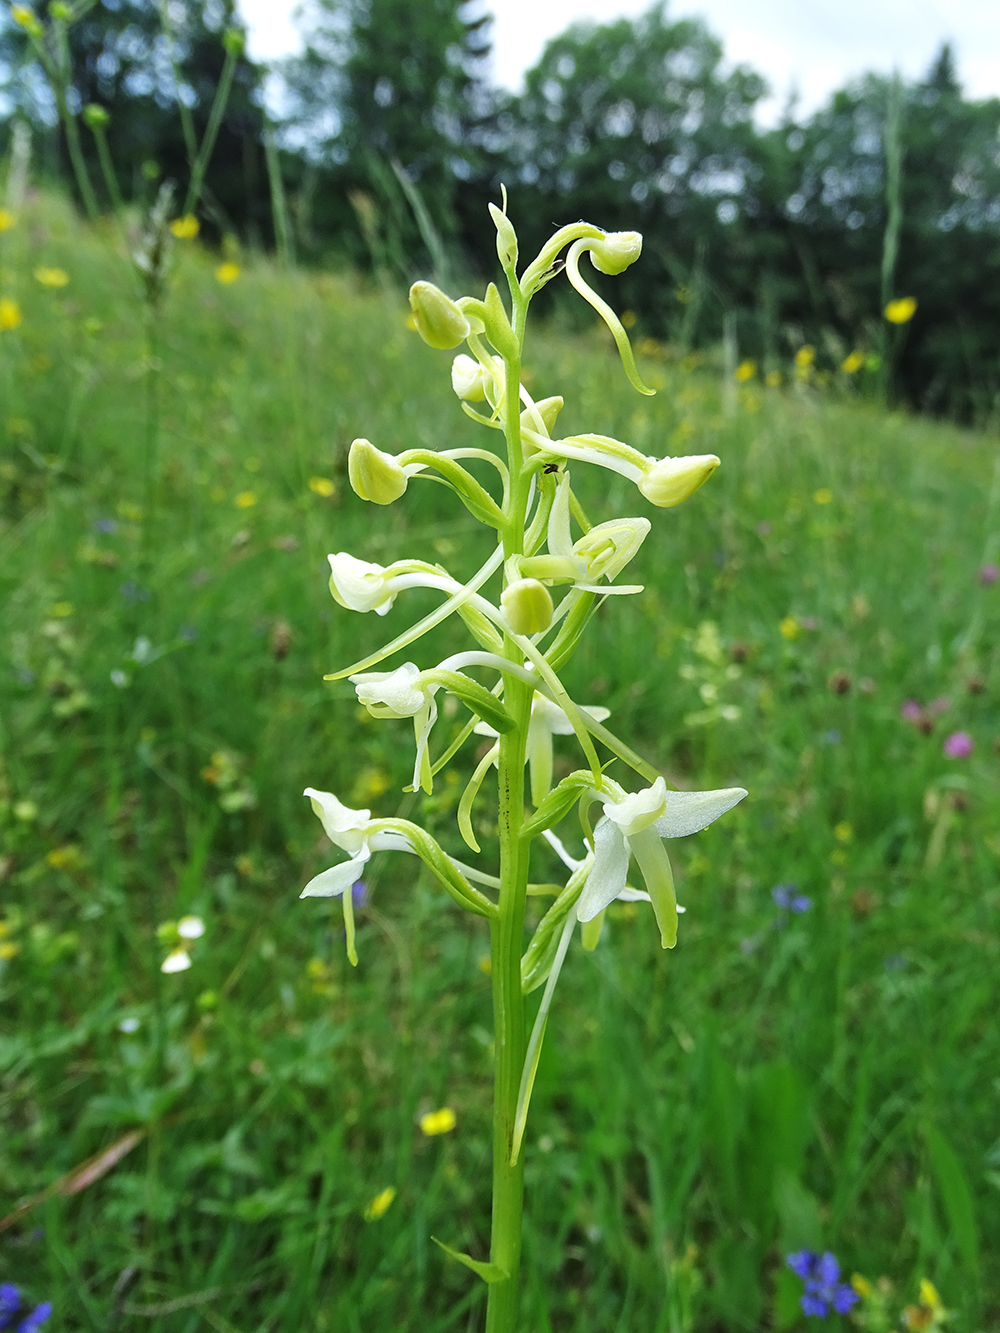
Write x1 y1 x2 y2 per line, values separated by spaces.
216 262 241 284
841 350 864 374
11 5 43 35
308 476 336 497
795 346 815 368
765 370 782 387
234 491 257 509
851 1274 872 1299
779 616 800 641
363 1187 396 1221
834 822 852 842
0 209 15 232
814 488 832 505
884 297 917 324
34 267 69 288
919 1280 942 1311
170 215 200 240
0 298 23 331
734 359 756 383
420 1107 457 1136
0 942 19 961
49 601 73 616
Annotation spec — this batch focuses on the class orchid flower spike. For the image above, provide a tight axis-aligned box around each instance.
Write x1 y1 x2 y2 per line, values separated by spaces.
576 778 747 948
518 473 651 593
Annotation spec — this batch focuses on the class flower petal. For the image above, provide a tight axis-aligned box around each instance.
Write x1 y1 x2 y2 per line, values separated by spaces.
653 786 748 839
603 776 667 837
576 817 630 921
304 787 370 850
627 827 677 948
300 852 370 898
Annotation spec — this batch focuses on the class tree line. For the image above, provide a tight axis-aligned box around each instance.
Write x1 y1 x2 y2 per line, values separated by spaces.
2 0 999 419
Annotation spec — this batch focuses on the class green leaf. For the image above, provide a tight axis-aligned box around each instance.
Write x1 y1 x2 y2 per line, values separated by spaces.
424 669 514 734
432 1236 507 1284
925 1123 980 1276
521 770 595 840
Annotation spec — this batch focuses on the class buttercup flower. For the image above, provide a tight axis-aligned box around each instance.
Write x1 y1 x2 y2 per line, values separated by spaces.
884 297 917 324
216 262 241 284
170 215 199 240
34 267 69 288
364 1186 396 1221
420 1107 457 1135
576 778 747 948
0 298 22 332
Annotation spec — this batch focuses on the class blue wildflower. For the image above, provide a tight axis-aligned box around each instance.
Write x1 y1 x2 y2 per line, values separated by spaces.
0 1286 52 1333
94 517 118 534
786 1251 859 1318
351 879 369 909
772 884 812 913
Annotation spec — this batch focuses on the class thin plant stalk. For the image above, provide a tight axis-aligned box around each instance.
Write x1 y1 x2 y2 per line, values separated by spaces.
263 122 295 268
182 36 241 218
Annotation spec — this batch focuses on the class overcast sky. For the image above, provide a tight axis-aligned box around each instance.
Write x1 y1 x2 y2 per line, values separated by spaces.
237 0 1000 123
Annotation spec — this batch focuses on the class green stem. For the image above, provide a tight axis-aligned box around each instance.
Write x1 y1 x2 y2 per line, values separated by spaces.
487 668 530 1333
486 288 532 1333
43 23 99 220
183 45 238 218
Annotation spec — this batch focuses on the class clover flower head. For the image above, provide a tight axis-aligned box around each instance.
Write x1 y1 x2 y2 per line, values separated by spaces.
786 1251 859 1318
979 563 1000 587
943 731 973 759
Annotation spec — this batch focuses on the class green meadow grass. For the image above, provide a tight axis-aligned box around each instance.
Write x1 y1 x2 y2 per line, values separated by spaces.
1 192 999 1332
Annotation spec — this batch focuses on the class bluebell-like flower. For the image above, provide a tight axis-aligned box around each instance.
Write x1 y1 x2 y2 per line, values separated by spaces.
786 1250 859 1318
772 883 812 913
0 1286 53 1333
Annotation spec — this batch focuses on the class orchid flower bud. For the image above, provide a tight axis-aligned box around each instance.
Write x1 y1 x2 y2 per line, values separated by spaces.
83 104 110 130
489 202 518 271
588 231 643 276
348 438 409 505
637 454 720 508
409 281 470 350
501 579 554 636
451 354 488 402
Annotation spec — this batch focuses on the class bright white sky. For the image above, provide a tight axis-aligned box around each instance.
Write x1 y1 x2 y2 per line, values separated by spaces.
237 0 1000 124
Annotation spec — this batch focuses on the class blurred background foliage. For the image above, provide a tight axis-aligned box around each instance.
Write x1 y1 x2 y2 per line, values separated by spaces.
2 0 1000 420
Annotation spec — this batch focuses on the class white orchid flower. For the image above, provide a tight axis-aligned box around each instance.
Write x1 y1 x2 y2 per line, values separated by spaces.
476 692 610 807
522 430 719 510
301 787 414 899
576 777 747 948
301 787 417 965
327 553 462 617
513 475 649 597
349 662 438 793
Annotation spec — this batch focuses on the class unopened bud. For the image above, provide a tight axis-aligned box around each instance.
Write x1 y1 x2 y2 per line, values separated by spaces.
589 231 643 276
222 27 246 56
501 578 554 636
521 395 564 437
637 454 720 508
451 353 487 402
83 104 110 130
489 202 518 271
348 438 408 505
409 281 470 350
50 1 71 18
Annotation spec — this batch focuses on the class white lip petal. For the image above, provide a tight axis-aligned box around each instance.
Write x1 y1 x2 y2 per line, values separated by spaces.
161 948 192 973
576 817 630 922
351 662 426 717
177 915 205 939
300 852 369 898
653 787 748 839
304 788 370 843
327 552 394 615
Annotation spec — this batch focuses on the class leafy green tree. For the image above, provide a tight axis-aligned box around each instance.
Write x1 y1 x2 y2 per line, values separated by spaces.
282 0 491 274
0 0 267 238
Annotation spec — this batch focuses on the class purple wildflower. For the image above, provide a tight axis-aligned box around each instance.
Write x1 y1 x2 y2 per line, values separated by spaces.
771 884 795 909
17 1305 52 1333
979 563 999 587
351 880 369 909
786 1251 859 1318
943 731 973 759
900 700 923 723
790 894 813 913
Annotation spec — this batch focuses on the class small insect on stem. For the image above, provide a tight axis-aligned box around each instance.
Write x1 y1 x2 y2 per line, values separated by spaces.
543 464 560 474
